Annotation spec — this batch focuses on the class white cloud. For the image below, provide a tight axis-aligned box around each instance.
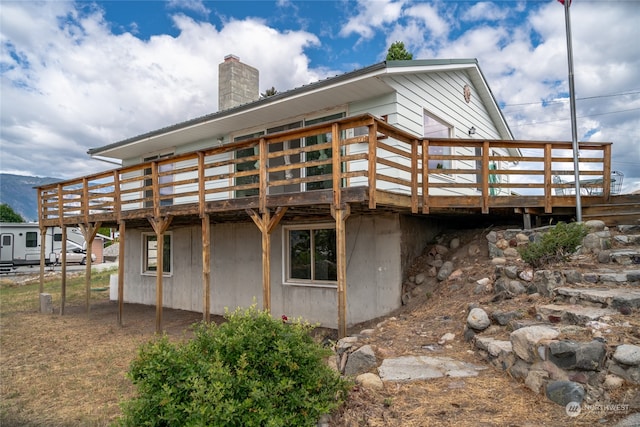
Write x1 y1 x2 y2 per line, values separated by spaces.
461 2 510 22
167 0 210 16
340 0 406 39
0 1 322 179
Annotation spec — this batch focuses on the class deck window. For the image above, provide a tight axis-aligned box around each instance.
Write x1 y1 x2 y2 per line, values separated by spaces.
284 224 337 286
424 111 452 170
25 232 38 248
142 233 172 275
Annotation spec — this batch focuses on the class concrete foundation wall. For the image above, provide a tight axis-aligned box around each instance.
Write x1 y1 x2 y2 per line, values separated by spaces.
120 213 442 328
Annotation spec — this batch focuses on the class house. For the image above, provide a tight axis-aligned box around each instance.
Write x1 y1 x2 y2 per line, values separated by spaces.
38 57 619 336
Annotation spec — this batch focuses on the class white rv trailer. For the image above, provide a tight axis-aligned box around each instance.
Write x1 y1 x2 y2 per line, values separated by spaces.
0 223 86 270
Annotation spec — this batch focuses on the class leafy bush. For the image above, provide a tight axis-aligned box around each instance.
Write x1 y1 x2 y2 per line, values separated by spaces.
118 306 349 427
518 222 588 267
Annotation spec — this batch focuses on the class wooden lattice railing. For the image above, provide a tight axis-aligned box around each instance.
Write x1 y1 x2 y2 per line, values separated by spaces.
37 114 612 226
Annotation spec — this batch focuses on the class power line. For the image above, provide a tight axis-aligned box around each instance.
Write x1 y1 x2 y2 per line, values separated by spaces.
502 90 640 108
510 107 640 127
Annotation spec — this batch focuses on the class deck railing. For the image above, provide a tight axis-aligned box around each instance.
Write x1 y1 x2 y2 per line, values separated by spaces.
38 114 612 226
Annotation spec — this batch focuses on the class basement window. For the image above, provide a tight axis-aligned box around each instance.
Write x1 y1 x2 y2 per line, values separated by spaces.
284 224 337 287
142 232 172 276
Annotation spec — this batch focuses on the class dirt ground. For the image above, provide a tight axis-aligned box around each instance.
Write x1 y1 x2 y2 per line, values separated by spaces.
1 228 639 426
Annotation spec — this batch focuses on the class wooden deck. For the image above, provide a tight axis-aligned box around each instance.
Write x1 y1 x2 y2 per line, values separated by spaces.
37 113 618 227
35 113 636 336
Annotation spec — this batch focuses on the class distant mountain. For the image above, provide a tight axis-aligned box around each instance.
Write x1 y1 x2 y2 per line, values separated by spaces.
0 174 62 222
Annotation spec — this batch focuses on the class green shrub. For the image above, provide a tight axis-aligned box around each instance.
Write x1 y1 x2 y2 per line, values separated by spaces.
518 222 588 267
117 306 349 427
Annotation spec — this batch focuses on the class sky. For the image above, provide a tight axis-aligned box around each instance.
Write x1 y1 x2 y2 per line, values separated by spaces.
1 0 639 193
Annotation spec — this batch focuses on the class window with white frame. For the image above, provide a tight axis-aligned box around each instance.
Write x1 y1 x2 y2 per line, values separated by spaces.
284 224 337 286
142 232 172 275
424 111 453 170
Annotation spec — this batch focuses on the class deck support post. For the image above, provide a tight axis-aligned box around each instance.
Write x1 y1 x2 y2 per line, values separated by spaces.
331 204 350 339
60 225 67 315
247 207 288 313
148 215 173 333
117 221 126 326
39 225 47 295
79 222 101 315
201 214 211 322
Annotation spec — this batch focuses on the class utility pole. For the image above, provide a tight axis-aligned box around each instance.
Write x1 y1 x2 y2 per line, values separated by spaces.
561 0 582 221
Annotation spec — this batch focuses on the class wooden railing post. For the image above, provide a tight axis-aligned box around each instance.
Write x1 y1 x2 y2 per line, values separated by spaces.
113 170 122 223
331 123 341 207
198 152 206 217
367 123 377 209
422 140 429 214
544 143 552 213
259 138 268 214
602 144 612 200
411 139 418 214
481 141 490 214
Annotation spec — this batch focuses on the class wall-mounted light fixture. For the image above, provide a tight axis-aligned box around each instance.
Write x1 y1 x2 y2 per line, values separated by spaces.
468 126 476 136
217 137 224 145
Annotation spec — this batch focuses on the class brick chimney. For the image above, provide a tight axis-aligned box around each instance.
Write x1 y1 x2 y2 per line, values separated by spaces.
218 54 259 111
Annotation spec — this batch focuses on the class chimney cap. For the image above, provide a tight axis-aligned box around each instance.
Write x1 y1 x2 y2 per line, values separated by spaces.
224 54 240 62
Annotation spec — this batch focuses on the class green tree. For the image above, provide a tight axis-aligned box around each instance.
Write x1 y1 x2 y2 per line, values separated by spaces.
260 86 278 98
0 203 25 222
386 41 413 60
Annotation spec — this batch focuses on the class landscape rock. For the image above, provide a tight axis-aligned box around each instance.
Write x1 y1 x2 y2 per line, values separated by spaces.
613 344 640 366
548 340 606 371
533 270 565 296
545 380 585 406
450 238 460 249
344 345 377 376
467 308 491 331
378 356 486 381
603 374 624 390
614 413 640 427
491 310 522 326
525 369 549 393
503 248 519 258
436 261 454 281
510 325 559 363
584 220 606 232
355 373 384 390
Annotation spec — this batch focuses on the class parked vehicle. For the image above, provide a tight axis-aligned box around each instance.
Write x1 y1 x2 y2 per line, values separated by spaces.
0 223 87 271
56 248 97 265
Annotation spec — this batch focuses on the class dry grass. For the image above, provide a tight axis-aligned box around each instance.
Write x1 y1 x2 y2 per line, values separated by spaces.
1 246 638 426
0 269 201 426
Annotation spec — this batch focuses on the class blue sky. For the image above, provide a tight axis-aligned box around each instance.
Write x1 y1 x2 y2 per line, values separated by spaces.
1 0 639 192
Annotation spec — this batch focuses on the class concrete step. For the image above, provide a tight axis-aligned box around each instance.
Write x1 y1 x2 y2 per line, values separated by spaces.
536 303 616 325
555 287 640 310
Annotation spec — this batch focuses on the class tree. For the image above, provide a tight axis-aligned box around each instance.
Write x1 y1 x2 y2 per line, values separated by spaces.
386 41 413 61
260 86 278 98
0 203 25 222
